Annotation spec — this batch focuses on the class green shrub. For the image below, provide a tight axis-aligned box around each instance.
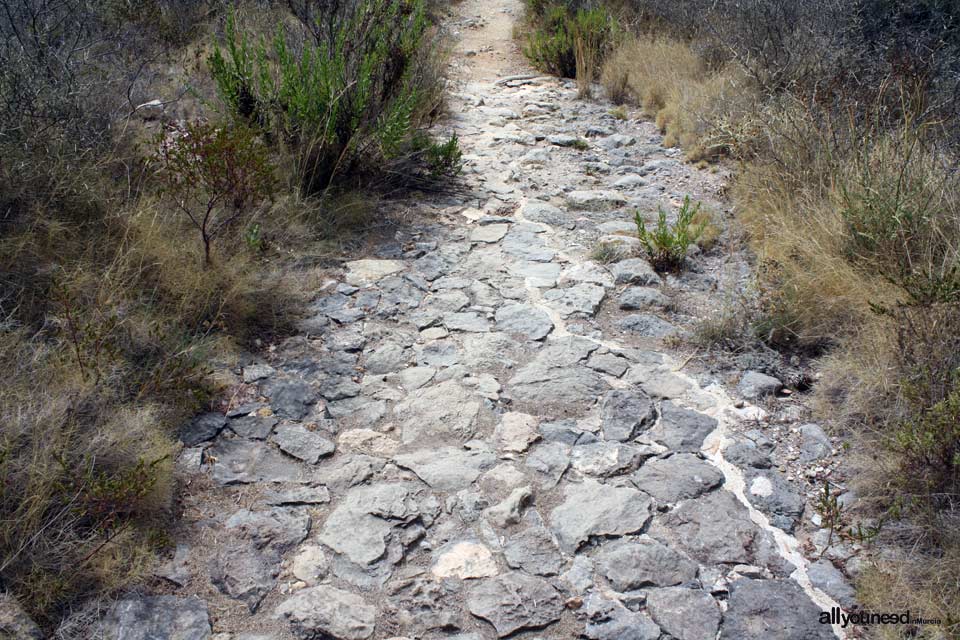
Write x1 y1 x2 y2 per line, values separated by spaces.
893 381 960 504
635 196 706 272
413 133 464 177
522 4 618 80
208 1 443 193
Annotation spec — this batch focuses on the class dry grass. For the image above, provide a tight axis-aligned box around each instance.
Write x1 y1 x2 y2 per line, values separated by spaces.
0 159 319 629
601 36 755 161
856 541 960 638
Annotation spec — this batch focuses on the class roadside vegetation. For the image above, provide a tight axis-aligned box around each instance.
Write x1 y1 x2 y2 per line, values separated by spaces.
523 0 960 635
0 0 455 630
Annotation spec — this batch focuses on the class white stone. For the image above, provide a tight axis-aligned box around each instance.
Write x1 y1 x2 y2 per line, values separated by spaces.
345 259 405 286
291 545 328 585
432 541 499 579
750 476 774 498
495 412 540 453
337 429 399 456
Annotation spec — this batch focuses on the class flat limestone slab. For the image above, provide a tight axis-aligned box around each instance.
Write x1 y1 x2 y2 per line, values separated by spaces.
345 259 406 286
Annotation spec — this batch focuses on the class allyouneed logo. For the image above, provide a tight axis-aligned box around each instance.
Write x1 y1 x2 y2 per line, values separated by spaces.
820 607 942 629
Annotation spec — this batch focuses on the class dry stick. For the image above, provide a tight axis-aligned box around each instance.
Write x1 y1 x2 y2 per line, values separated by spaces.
673 348 701 372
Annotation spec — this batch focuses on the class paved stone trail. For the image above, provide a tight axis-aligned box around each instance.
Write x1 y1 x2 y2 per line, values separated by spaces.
93 1 852 638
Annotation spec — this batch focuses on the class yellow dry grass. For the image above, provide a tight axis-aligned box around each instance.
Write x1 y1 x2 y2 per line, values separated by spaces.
601 36 754 161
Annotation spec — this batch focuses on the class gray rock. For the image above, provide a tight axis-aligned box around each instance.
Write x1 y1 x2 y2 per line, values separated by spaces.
567 190 628 211
612 259 660 286
600 390 657 441
722 578 835 639
386 574 463 632
744 469 805 532
646 587 720 640
651 491 787 572
226 401 264 418
648 401 717 452
345 259 405 286
209 439 304 485
548 479 652 552
619 287 669 310
394 446 497 491
617 314 675 337
264 379 317 420
502 231 556 262
325 326 366 352
522 201 571 226
587 352 630 377
632 454 724 503
319 376 362 400
525 442 572 486
265 484 330 505
466 572 563 637
275 585 376 640
539 419 592 445
597 220 636 234
319 483 436 570
508 336 608 407
738 371 782 400
485 486 532 527
224 508 311 552
495 303 554 340
417 340 461 367
313 454 385 492
156 543 192 586
724 440 772 469
612 175 647 188
562 555 596 596
543 283 606 317
800 424 832 462
807 559 857 609
414 249 459 282
577 593 661 640
228 414 278 440
397 366 436 390
365 343 409 374
424 290 470 312
210 544 278 612
101 596 210 640
598 537 697 591
326 396 386 422
180 412 226 447
547 133 585 147
503 525 565 576
470 223 510 243
271 423 336 464
561 262 615 288
599 134 636 149
461 332 524 370
395 380 480 445
444 312 492 333
0 593 42 639
509 260 563 287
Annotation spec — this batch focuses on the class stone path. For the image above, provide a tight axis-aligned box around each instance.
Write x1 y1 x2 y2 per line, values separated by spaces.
90 1 852 638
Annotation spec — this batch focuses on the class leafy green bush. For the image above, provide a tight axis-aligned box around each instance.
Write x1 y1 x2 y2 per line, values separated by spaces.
893 381 960 504
522 3 618 79
208 1 445 193
635 196 706 271
413 133 464 177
